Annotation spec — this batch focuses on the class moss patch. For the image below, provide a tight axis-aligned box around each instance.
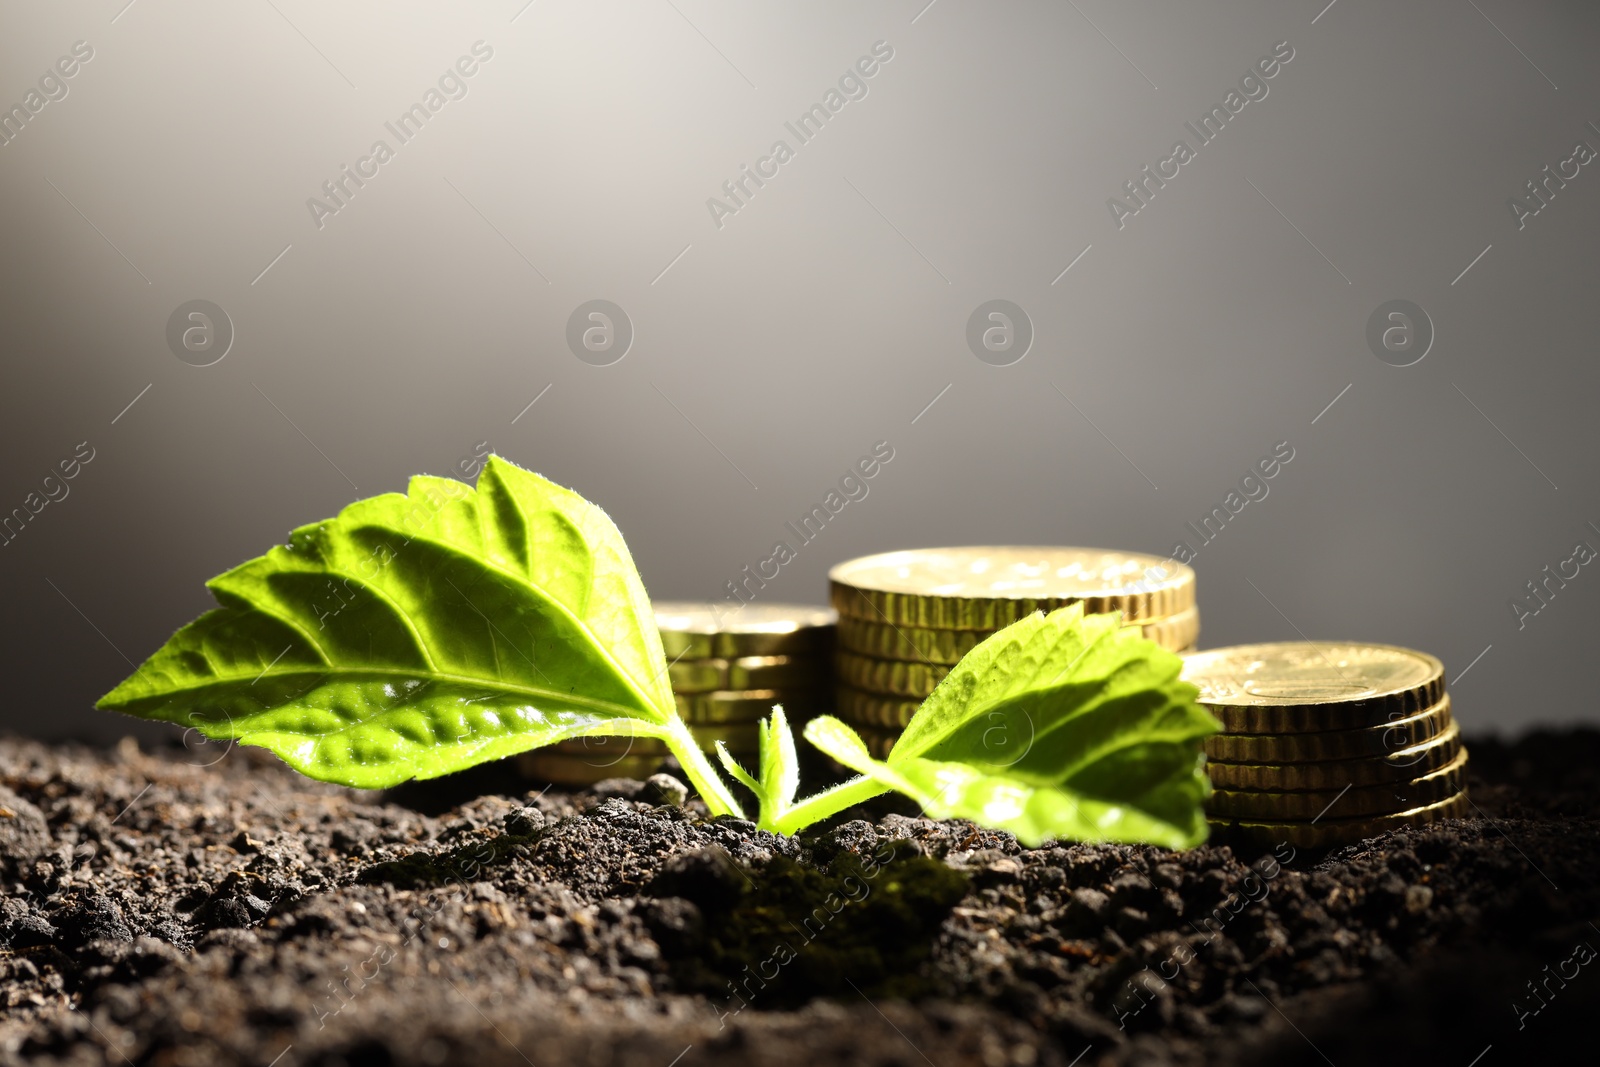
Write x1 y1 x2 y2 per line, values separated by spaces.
651 839 969 1006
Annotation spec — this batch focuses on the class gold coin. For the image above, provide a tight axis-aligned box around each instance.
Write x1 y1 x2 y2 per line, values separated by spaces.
550 733 671 758
836 650 947 699
668 654 824 694
1207 746 1469 821
1182 642 1446 732
537 723 768 771
835 685 923 728
517 751 666 787
1204 695 1453 764
1206 721 1462 791
1208 788 1469 849
673 688 825 724
834 616 986 664
829 547 1194 629
1142 608 1201 653
688 721 761 754
655 602 836 660
835 606 1200 664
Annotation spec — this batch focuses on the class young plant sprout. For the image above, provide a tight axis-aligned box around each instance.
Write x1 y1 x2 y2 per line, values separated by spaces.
99 456 1220 847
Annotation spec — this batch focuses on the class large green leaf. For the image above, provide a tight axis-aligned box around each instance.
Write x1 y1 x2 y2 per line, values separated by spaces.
804 605 1220 848
98 456 684 789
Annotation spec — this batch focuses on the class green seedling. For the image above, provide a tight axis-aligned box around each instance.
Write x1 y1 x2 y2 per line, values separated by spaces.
100 456 1219 845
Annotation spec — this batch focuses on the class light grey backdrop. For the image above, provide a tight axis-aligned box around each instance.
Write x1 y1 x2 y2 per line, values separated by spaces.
2 0 1596 744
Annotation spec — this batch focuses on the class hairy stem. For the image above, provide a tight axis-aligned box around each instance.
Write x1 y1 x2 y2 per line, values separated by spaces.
770 774 889 837
660 718 747 820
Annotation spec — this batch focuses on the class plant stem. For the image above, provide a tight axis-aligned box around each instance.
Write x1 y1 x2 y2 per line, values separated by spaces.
660 718 747 820
770 774 889 837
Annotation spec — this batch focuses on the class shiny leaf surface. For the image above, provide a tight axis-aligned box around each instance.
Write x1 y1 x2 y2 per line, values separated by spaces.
98 457 681 789
803 606 1220 848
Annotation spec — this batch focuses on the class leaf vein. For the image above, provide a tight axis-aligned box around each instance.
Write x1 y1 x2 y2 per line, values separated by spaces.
376 523 668 720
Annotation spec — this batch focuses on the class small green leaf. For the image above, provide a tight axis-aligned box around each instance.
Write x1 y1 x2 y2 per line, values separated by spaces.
803 605 1220 848
715 740 762 796
717 705 802 831
98 457 690 790
758 705 801 817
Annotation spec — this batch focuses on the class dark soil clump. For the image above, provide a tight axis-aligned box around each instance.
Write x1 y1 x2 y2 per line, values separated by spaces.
1 729 1597 1066
652 840 970 1005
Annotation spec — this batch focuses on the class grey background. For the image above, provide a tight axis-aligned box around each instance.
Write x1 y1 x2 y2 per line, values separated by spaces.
2 0 1596 745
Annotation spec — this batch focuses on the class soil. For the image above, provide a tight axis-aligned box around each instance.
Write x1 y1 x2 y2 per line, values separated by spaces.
1 728 1597 1067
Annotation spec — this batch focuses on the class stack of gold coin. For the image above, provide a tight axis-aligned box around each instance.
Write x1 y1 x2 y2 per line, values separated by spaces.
517 731 672 788
657 601 835 756
1183 642 1470 848
520 602 835 786
829 547 1199 757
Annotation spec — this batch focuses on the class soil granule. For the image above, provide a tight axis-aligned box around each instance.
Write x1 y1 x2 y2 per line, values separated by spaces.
1 729 1597 1066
